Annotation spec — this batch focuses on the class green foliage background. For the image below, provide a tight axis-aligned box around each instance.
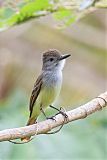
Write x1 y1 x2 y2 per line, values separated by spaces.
0 0 107 30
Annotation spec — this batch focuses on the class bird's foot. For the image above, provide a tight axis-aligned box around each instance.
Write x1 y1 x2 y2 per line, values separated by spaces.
43 105 68 135
46 116 56 121
50 105 68 120
59 107 68 119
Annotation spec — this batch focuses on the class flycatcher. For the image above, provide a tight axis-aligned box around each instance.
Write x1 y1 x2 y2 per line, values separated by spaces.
22 49 70 141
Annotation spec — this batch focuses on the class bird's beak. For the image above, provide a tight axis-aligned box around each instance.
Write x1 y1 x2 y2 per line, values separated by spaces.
59 54 71 61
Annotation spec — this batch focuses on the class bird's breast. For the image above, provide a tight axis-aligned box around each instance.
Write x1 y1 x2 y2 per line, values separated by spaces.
41 71 62 107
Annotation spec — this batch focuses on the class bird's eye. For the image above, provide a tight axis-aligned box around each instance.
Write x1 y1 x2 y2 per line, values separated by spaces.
50 58 54 62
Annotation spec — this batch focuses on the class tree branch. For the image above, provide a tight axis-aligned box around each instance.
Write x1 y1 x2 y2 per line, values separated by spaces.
0 92 107 142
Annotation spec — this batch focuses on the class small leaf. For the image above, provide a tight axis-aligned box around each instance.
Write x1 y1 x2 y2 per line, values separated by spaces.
0 0 52 28
0 8 15 19
53 9 71 20
53 9 77 27
65 15 77 26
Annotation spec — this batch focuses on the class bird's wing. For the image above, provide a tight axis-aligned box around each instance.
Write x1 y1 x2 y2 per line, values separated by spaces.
29 74 43 117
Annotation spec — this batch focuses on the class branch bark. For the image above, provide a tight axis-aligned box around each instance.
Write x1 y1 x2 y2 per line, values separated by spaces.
0 92 107 142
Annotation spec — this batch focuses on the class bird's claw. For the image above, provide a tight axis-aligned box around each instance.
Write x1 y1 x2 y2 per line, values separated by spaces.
46 116 56 121
54 107 68 119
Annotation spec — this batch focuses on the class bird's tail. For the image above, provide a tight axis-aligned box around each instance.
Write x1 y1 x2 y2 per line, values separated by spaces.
21 117 36 142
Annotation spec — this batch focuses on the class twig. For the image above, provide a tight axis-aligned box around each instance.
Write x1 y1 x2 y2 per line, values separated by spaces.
0 92 107 143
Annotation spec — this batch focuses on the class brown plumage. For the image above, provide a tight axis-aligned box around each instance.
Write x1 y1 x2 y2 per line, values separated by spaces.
29 74 43 118
21 75 43 141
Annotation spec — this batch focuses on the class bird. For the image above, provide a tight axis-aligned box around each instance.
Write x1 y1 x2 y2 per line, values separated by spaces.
21 49 71 141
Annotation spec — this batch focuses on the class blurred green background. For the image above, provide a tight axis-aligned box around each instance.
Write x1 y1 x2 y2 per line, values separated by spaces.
0 8 107 160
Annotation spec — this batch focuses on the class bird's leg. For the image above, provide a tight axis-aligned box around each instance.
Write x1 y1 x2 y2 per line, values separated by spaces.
49 105 68 119
40 107 56 121
42 105 68 135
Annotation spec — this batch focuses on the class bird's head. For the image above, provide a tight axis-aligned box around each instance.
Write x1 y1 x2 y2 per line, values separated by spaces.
42 49 71 71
